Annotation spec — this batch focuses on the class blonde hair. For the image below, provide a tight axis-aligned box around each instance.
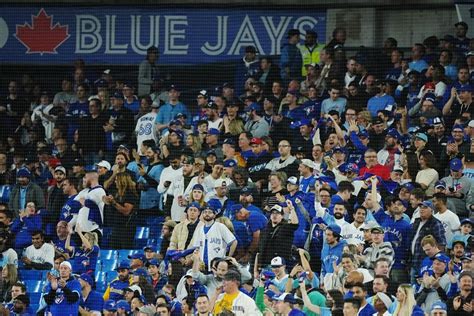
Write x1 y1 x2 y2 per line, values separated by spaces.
187 134 202 154
393 284 417 316
3 264 18 284
216 216 234 233
421 235 437 247
228 120 245 136
115 172 137 198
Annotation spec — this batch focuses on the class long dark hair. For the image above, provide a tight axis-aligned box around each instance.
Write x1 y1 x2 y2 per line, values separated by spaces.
405 149 419 182
419 149 439 170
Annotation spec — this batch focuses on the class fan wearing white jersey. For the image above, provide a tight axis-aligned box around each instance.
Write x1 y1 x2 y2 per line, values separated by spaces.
76 170 106 236
135 100 159 155
193 205 237 271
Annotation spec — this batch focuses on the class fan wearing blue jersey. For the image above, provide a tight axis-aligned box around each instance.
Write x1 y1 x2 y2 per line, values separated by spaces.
60 177 82 224
78 273 104 316
44 261 81 316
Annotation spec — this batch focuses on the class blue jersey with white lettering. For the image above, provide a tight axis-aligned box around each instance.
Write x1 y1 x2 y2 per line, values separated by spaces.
45 278 81 316
382 216 411 269
72 245 99 275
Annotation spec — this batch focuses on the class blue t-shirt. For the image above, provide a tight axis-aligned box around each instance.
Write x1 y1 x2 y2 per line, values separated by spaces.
45 278 82 316
124 98 140 113
359 302 377 316
246 211 268 234
299 175 316 193
409 59 429 73
80 290 104 313
367 94 395 117
321 97 347 116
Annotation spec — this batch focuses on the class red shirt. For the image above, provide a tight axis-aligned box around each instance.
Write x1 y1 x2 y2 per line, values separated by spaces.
359 164 391 180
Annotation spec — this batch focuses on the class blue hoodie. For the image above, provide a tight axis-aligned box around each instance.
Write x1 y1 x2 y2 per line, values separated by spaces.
286 191 314 248
321 239 347 278
382 216 411 269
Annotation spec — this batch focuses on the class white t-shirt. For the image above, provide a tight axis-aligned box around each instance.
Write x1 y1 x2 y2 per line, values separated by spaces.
135 112 158 155
24 243 54 267
434 210 460 243
76 185 106 233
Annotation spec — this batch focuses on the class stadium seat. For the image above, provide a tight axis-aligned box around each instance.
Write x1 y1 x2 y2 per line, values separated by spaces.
106 271 118 282
99 249 117 260
19 269 44 280
25 280 43 293
29 292 42 305
95 271 106 289
118 249 139 261
134 226 150 240
101 259 118 272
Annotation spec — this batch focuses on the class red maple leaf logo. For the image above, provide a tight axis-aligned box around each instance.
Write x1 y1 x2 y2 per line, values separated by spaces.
15 8 70 55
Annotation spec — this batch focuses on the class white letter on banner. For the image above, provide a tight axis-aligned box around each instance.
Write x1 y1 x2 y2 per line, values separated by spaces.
131 15 159 55
201 16 228 56
164 16 188 55
261 16 292 55
105 15 128 54
293 16 318 40
75 15 102 53
228 15 264 55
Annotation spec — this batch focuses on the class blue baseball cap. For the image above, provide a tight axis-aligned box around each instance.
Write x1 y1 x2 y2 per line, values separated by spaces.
244 102 261 112
79 273 94 287
434 180 446 189
185 202 202 212
264 289 277 300
115 260 130 270
207 128 220 135
386 128 401 140
415 132 428 142
192 184 205 192
433 253 450 266
229 204 244 217
116 300 131 312
420 200 434 210
103 299 117 311
457 84 473 93
431 300 447 312
461 218 473 226
423 92 436 103
449 158 463 171
401 182 415 192
332 146 347 155
224 159 237 168
240 186 256 195
17 168 31 178
338 162 359 174
128 253 146 261
358 130 369 138
223 138 236 146
327 224 341 236
206 199 222 214
132 268 149 277
143 245 157 252
452 124 465 132
146 258 160 267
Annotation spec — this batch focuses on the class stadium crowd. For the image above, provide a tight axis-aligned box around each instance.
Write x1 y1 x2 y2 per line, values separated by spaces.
0 21 473 316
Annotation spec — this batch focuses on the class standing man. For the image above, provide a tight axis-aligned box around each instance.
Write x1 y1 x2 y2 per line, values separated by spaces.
155 85 190 134
135 100 159 155
8 168 45 215
46 166 68 235
44 261 81 315
299 30 325 77
280 29 302 84
192 205 237 270
103 92 134 154
79 273 104 316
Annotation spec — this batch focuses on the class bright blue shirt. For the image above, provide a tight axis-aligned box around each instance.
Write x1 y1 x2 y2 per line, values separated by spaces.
124 97 140 114
155 102 190 126
299 175 316 193
19 187 27 210
80 290 104 314
409 59 429 73
60 195 82 223
367 94 395 117
71 245 100 275
321 97 347 116
45 278 81 316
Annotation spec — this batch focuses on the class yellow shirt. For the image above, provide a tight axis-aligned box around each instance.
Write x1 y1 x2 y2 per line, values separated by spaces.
213 292 239 314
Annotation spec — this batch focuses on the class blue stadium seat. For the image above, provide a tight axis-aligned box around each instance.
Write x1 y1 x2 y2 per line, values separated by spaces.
118 249 139 261
99 249 117 260
29 292 42 305
25 280 43 293
101 259 118 272
19 269 44 280
106 271 118 282
30 305 40 314
95 271 106 286
134 226 150 239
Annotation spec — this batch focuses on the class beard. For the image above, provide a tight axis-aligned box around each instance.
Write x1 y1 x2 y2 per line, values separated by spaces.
334 213 344 219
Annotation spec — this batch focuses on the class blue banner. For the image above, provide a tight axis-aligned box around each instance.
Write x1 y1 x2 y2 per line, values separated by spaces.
0 7 326 65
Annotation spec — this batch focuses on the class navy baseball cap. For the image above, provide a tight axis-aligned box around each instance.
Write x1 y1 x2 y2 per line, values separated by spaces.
452 124 464 132
244 102 261 112
461 218 473 226
434 180 446 189
143 245 157 252
223 138 236 146
128 253 146 261
358 130 369 138
146 258 160 267
327 224 341 236
449 158 463 171
419 200 434 210
433 253 450 266
386 128 401 140
458 84 473 93
192 184 205 192
111 91 124 100
168 84 179 91
103 300 117 311
132 268 148 277
116 300 131 312
185 202 202 212
332 146 347 155
115 260 130 270
79 273 94 287
240 186 255 195
423 92 436 103
224 159 237 168
207 128 220 135
174 113 187 119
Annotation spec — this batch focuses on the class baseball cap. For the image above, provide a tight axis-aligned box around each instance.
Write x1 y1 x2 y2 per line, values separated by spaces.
132 268 148 277
168 84 179 91
128 253 146 261
185 202 202 213
271 256 286 267
116 300 131 312
174 113 187 119
362 221 379 231
182 155 195 165
431 300 447 312
358 130 369 138
339 162 359 174
17 168 31 178
275 293 297 304
214 178 228 188
287 176 299 185
115 260 131 270
230 204 244 215
143 245 157 252
207 128 220 135
434 180 446 189
146 258 160 267
118 144 130 152
111 91 124 100
371 226 385 234
72 158 85 166
244 102 261 113
433 253 450 266
79 273 94 287
332 146 347 155
300 159 316 169
138 305 157 316
452 124 465 132
223 138 236 146
327 224 341 236
250 137 263 145
103 300 117 311
401 182 415 192
222 82 234 89
433 117 444 126
224 159 237 168
469 120 474 128
415 132 428 142
270 205 284 214
419 200 434 210
54 166 66 174
423 92 436 103
240 186 255 195
372 117 384 125
393 165 404 173
458 85 473 93
124 284 143 295
449 158 463 171
375 292 393 310
264 289 277 300
192 184 204 192
386 128 400 140
461 218 473 226
198 90 208 98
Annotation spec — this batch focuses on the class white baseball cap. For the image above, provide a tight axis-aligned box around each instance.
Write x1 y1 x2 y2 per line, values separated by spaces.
60 261 72 270
96 160 111 171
